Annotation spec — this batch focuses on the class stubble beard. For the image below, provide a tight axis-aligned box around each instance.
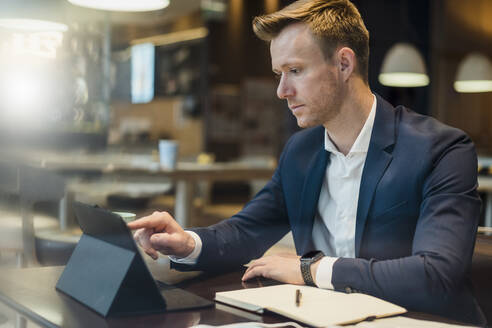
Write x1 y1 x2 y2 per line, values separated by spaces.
320 82 346 129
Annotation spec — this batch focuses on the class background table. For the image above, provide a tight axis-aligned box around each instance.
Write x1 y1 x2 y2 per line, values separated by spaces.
3 150 276 228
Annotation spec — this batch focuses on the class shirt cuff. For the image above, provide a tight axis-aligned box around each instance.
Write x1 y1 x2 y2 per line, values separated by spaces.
168 231 202 265
315 256 338 289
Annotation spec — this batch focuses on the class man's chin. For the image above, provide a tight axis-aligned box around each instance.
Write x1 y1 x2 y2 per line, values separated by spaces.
295 118 315 129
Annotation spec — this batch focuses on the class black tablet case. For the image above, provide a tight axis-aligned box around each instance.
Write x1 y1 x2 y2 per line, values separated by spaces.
56 202 211 317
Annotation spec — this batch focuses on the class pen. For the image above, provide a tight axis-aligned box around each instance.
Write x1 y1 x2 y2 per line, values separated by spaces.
295 289 302 307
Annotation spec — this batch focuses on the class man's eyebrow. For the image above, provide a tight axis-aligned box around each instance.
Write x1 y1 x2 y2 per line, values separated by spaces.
275 61 302 70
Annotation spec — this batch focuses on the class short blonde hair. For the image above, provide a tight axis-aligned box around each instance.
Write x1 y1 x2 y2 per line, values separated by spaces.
253 0 370 83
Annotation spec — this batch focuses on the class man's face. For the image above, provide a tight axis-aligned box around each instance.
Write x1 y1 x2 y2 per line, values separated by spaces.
271 23 344 128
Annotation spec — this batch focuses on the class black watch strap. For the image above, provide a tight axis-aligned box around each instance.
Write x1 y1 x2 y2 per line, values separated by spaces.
300 250 324 286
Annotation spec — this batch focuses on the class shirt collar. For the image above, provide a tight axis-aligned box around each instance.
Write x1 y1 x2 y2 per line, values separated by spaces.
324 94 377 155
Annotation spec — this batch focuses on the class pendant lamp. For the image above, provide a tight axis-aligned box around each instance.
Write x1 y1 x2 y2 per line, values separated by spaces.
454 52 492 93
378 42 429 87
67 0 170 12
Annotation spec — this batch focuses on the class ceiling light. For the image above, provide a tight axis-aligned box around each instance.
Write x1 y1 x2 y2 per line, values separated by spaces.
379 43 429 87
0 18 67 32
454 53 492 93
0 0 68 32
67 0 170 12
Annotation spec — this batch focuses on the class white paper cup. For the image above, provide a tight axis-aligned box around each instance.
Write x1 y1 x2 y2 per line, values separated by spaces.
113 212 136 223
158 140 178 169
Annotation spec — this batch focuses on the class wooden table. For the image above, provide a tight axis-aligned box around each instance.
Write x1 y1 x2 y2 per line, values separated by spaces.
0 266 259 328
0 263 472 328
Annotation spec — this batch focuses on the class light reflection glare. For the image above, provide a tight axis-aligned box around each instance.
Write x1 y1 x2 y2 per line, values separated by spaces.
2 32 64 59
1 70 47 122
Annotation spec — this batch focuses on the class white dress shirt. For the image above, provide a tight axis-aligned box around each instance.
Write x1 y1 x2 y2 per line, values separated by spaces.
314 95 376 289
171 95 377 290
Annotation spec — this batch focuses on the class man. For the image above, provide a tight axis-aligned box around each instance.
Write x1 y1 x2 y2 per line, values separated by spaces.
128 0 485 325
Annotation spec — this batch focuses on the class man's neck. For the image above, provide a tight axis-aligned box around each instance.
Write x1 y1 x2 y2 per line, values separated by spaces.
323 84 374 156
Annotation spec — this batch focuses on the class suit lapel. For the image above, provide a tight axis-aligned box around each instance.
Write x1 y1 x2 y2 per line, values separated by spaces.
354 95 397 256
296 146 329 254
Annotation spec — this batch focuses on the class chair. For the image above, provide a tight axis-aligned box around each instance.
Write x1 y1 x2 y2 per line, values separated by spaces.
472 233 492 325
0 162 78 267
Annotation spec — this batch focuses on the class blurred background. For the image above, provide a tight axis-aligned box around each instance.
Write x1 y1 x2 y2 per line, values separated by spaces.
0 0 492 326
0 0 490 158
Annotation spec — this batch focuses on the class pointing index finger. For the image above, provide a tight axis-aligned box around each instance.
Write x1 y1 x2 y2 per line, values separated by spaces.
127 211 173 232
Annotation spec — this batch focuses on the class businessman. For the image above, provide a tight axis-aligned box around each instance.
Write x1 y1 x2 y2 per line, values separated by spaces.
128 0 485 325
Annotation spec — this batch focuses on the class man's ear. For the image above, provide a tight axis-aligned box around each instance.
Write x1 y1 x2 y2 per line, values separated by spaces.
336 47 356 81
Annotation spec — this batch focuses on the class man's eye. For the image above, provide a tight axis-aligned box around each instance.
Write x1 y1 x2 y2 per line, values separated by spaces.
274 73 281 80
289 68 300 74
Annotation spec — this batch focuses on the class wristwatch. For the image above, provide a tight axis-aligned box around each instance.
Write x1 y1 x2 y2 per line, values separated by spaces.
300 250 324 286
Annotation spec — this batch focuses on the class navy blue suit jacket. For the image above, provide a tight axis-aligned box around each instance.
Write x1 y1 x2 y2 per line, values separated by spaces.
172 95 485 325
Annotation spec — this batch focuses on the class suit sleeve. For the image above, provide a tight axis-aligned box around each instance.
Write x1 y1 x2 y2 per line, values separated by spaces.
331 133 483 323
171 138 294 272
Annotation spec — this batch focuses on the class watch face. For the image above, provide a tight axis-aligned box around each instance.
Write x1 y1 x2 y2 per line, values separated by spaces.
302 250 323 260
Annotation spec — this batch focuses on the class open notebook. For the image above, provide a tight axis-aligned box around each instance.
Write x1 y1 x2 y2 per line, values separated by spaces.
215 284 406 327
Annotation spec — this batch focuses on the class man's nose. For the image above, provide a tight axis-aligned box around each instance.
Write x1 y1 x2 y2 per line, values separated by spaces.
276 75 294 99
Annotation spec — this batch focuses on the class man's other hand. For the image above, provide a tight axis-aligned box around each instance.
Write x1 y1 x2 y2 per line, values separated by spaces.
241 253 306 285
127 211 195 260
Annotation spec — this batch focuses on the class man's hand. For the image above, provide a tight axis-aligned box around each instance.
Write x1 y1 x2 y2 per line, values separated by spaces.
127 211 195 260
241 253 306 285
